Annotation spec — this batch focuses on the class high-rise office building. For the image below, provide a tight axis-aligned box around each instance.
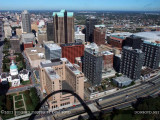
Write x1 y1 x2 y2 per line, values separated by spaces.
53 9 74 44
124 36 143 49
44 43 62 60
61 43 84 63
120 46 144 80
21 10 31 33
83 43 103 86
86 16 97 42
93 25 106 45
39 58 84 110
47 22 54 41
141 41 160 69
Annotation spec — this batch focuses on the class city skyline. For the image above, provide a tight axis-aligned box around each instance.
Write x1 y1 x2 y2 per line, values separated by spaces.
0 0 160 11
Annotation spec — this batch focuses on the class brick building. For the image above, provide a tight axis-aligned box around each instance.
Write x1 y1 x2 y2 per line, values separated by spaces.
93 25 106 45
108 35 125 48
61 43 84 63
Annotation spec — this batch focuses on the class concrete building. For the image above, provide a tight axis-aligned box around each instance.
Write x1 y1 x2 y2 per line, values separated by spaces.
16 28 22 37
10 36 21 53
113 54 121 73
24 47 45 68
21 10 31 33
39 58 84 110
75 26 85 44
61 43 84 63
53 9 74 44
47 22 54 41
44 43 61 60
86 16 98 42
37 33 47 45
21 33 35 50
83 43 103 86
120 46 144 80
112 76 132 87
124 36 143 49
93 25 106 45
4 21 12 38
141 41 160 69
75 57 82 71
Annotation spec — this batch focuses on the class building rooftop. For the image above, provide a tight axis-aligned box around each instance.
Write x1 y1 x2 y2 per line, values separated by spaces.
61 42 83 47
133 31 160 42
19 69 28 74
11 75 19 80
45 67 60 80
40 59 62 68
102 51 113 55
95 25 105 28
66 63 81 75
143 41 160 47
123 46 143 53
25 47 45 60
113 76 132 83
45 43 61 51
53 9 73 17
107 32 133 38
21 33 35 43
10 36 19 40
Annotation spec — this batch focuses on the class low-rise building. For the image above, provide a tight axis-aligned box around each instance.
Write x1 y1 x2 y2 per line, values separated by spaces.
24 47 45 68
10 36 21 53
112 76 132 87
21 33 35 50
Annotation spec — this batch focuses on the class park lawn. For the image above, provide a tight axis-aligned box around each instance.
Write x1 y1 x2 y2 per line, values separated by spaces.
15 100 24 108
15 95 22 101
21 80 30 85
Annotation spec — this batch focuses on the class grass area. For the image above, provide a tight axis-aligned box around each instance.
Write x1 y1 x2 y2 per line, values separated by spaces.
15 95 22 101
15 100 24 108
21 80 30 85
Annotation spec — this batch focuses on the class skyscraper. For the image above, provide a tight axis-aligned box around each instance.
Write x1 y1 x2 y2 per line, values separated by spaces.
47 22 54 41
83 43 103 86
120 46 144 80
21 10 31 33
53 9 74 44
86 16 97 42
141 41 160 69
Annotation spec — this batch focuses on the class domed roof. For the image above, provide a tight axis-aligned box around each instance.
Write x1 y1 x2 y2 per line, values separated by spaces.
10 60 18 70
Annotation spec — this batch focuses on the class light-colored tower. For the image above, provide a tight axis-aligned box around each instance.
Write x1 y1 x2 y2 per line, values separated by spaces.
21 10 31 33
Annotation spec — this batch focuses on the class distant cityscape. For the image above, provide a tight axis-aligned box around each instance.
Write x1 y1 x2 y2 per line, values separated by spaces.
0 8 160 120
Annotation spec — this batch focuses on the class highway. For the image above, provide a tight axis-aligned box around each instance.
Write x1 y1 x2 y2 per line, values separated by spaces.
54 75 160 120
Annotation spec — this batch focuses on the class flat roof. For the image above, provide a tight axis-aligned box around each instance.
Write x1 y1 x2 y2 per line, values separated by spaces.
22 33 35 43
113 76 132 83
45 67 60 80
53 9 73 17
95 25 105 28
133 31 160 42
102 51 113 55
45 43 61 50
66 63 81 75
123 46 143 53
